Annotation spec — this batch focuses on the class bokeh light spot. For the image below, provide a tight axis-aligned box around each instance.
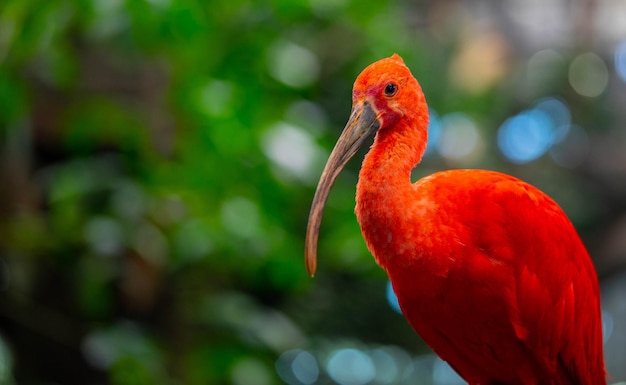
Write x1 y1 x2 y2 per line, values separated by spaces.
615 40 626 83
449 31 509 94
268 41 320 88
89 0 127 39
602 310 614 344
498 97 578 165
568 52 608 97
533 97 571 142
277 349 320 385
0 334 13 384
285 100 329 135
174 219 213 261
133 222 168 263
110 181 146 221
261 122 322 183
425 108 441 156
220 197 260 239
327 348 375 385
437 113 480 160
82 322 160 370
433 357 465 385
249 310 304 351
84 216 124 257
309 0 348 18
292 350 319 385
526 49 565 90
497 110 554 164
369 348 398 384
197 80 234 117
386 280 402 314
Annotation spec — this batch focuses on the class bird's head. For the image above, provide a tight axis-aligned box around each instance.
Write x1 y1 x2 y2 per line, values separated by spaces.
305 54 427 276
351 53 426 130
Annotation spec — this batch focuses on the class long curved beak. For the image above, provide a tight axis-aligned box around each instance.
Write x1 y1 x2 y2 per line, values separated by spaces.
305 101 380 276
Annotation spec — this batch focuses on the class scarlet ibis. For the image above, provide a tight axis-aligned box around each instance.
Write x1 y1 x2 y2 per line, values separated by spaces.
305 54 606 384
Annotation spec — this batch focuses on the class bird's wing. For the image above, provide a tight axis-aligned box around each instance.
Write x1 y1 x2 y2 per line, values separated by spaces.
480 171 605 384
389 169 605 384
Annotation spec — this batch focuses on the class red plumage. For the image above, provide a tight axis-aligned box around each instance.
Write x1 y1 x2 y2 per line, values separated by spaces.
305 54 606 384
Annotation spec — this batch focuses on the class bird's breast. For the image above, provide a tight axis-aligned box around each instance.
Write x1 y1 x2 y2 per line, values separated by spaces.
355 180 457 278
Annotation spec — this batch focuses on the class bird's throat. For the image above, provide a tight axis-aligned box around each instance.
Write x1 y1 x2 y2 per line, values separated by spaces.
355 120 427 270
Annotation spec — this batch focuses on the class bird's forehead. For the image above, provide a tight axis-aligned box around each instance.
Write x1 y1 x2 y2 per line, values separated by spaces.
352 55 411 98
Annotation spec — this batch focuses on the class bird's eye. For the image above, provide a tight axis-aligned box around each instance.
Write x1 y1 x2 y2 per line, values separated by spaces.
384 83 398 96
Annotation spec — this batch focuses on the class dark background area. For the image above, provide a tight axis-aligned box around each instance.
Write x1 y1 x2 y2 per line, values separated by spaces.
1 0 625 384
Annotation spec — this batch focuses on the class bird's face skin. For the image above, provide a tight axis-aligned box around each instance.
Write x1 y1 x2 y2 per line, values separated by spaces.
305 54 424 276
351 55 417 130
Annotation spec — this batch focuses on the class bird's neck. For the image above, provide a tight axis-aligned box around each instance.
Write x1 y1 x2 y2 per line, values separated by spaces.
355 118 427 270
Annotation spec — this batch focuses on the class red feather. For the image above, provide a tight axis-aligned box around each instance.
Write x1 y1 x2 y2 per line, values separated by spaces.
305 54 606 384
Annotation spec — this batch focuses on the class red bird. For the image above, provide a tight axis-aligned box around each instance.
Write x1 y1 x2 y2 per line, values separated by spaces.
305 54 606 385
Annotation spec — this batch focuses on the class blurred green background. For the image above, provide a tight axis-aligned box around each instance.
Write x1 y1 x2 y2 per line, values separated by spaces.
1 0 625 384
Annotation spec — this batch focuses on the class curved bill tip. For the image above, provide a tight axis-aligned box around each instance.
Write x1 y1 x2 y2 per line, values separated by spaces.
305 249 317 277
